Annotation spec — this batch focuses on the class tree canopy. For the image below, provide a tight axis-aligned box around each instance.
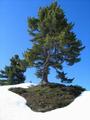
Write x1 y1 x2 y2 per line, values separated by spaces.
0 55 26 85
24 2 84 84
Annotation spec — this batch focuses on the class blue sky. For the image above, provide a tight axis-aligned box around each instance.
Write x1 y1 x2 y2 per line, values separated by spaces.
0 0 90 90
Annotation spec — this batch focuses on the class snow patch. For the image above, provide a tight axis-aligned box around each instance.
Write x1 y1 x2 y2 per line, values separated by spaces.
0 83 90 120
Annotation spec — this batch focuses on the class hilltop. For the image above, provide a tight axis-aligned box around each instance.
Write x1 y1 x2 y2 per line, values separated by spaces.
0 83 90 120
9 82 85 112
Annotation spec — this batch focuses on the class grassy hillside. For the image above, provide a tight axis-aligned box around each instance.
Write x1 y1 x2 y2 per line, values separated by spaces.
9 83 85 112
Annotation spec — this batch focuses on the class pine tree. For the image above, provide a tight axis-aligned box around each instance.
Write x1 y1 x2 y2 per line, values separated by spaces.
0 55 26 85
24 2 84 84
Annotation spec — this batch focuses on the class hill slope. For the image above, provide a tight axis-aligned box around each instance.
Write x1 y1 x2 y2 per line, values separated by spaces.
0 83 90 120
9 83 85 112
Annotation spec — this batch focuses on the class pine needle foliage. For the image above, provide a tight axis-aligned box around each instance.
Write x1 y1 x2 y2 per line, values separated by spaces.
24 2 84 84
0 55 26 85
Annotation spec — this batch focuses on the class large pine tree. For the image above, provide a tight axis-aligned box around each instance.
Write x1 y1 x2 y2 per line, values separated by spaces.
24 2 84 84
0 55 26 85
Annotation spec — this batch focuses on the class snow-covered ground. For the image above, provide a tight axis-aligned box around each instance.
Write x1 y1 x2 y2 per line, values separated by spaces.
0 83 90 120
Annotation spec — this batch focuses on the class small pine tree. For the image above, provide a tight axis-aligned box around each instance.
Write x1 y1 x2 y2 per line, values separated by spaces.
0 55 26 85
24 2 84 84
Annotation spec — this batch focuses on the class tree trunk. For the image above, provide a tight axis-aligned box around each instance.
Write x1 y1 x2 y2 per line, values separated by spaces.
41 62 49 85
42 70 48 84
41 47 50 84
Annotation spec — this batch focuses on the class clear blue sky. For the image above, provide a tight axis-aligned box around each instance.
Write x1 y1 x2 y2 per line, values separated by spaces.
0 0 90 90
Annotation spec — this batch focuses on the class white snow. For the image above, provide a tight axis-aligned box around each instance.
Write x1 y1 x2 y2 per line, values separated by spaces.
0 83 90 120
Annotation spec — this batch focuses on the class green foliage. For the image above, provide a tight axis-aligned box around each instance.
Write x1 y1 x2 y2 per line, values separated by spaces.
24 2 84 83
9 87 27 95
0 55 26 85
0 80 9 86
